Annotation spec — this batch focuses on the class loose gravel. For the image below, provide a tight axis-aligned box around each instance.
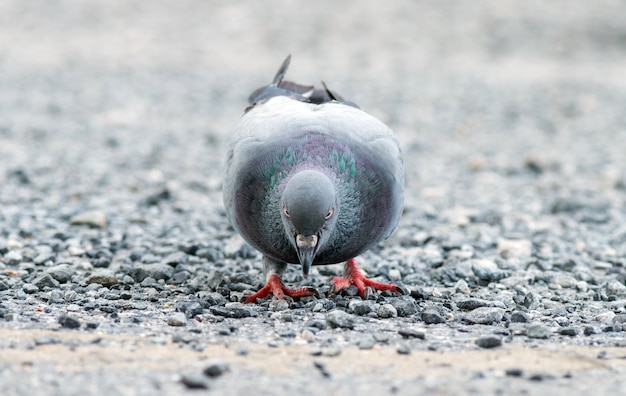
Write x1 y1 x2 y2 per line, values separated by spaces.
1 1 626 395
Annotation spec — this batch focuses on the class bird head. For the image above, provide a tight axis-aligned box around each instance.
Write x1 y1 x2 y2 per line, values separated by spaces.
280 170 338 277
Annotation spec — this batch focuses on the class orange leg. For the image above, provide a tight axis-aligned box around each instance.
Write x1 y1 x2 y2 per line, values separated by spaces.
331 258 403 299
245 273 318 303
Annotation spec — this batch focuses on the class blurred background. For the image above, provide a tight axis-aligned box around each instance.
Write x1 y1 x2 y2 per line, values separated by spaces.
1 0 625 230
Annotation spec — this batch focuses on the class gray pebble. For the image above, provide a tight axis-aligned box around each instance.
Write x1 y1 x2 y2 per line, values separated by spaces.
559 327 578 336
85 270 119 287
390 298 418 317
70 211 107 228
398 329 426 339
22 283 39 294
180 373 209 389
357 337 376 350
46 264 73 283
510 311 530 323
352 300 376 316
506 368 524 377
456 298 492 310
313 361 332 378
475 335 502 348
167 312 187 326
269 299 290 312
58 314 81 329
377 303 398 318
529 372 556 381
527 323 552 339
322 346 342 357
4 250 23 265
32 273 60 289
325 310 356 329
397 344 411 355
465 307 504 325
421 307 446 324
584 325 601 335
203 362 230 378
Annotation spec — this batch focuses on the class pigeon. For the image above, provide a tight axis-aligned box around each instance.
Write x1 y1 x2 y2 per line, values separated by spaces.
223 55 405 303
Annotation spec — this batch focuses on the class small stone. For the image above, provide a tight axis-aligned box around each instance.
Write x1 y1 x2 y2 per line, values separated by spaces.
145 264 175 281
606 280 626 296
4 250 23 265
390 298 418 317
584 325 601 336
168 312 187 326
595 311 616 323
70 211 107 228
523 292 540 309
464 307 504 325
46 264 73 283
497 239 532 259
527 323 552 339
32 273 60 289
322 346 342 357
4 313 18 321
22 284 39 294
475 335 502 348
472 259 508 282
377 303 398 318
33 253 55 266
210 303 258 318
180 373 209 389
177 301 203 318
398 328 426 339
326 310 356 329
85 321 99 329
202 292 227 307
269 299 290 312
352 300 376 316
58 314 81 329
397 344 411 355
357 337 376 350
456 298 492 311
35 336 63 346
455 279 470 294
576 281 588 292
553 273 577 289
203 362 230 378
529 372 556 381
505 368 523 377
162 252 188 266
510 311 530 323
313 361 332 378
421 307 445 324
85 270 119 287
559 327 578 336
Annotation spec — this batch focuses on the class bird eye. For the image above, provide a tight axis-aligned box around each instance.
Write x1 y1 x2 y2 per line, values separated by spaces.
283 206 290 217
325 207 334 219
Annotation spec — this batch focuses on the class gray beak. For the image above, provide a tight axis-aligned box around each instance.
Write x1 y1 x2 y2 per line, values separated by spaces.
296 234 318 278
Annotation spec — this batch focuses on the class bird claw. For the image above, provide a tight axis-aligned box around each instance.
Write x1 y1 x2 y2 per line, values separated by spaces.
331 258 404 299
244 274 319 303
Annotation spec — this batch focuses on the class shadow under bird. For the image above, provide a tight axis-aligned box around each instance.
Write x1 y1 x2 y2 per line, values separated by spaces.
223 56 405 303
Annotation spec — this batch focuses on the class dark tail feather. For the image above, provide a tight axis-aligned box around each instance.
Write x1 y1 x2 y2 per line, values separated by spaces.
271 55 291 87
246 56 359 111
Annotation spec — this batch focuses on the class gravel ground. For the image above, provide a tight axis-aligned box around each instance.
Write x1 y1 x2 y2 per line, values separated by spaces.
2 1 626 395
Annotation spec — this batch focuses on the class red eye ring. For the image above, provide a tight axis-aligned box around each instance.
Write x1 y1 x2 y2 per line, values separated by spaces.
283 205 290 218
325 207 334 219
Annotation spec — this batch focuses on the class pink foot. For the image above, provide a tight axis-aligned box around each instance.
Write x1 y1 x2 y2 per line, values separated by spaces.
244 274 319 303
331 258 404 299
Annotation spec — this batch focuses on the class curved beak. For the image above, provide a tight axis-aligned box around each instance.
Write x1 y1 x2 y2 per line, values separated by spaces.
296 234 318 278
